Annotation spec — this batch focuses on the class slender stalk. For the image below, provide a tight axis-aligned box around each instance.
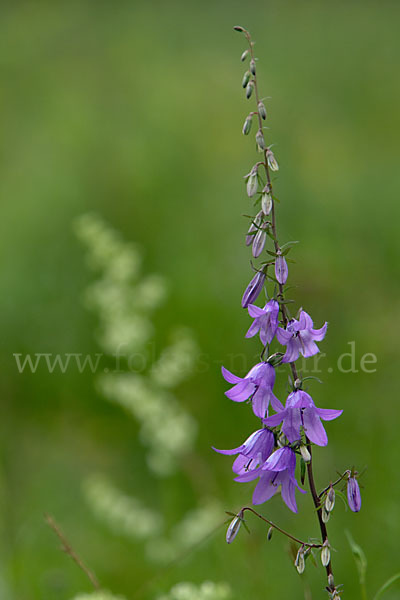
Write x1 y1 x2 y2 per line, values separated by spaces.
241 28 337 596
241 506 322 549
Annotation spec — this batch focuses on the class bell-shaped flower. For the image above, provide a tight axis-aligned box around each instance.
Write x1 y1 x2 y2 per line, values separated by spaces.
246 299 279 346
277 310 327 363
347 476 361 512
263 389 342 446
213 428 274 475
235 446 305 512
222 362 283 419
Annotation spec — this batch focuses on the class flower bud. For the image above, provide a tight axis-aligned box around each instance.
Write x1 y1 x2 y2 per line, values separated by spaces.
267 526 273 540
258 101 267 120
240 49 249 62
275 252 288 284
300 445 311 463
255 129 266 149
246 211 262 246
242 115 252 136
328 574 335 588
347 476 361 512
267 148 279 171
242 270 266 308
242 70 251 88
295 547 305 574
321 540 331 567
250 59 256 76
325 486 335 512
246 81 254 99
226 514 242 544
252 228 266 258
233 25 245 32
261 192 272 216
321 505 330 523
246 167 258 197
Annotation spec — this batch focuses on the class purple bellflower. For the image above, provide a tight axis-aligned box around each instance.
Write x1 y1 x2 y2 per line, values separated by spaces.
263 389 342 446
277 310 327 363
235 446 305 513
222 362 283 419
242 270 266 308
246 299 279 346
347 476 361 512
213 428 274 475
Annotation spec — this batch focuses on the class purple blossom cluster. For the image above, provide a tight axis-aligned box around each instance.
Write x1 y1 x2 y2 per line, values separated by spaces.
215 301 344 512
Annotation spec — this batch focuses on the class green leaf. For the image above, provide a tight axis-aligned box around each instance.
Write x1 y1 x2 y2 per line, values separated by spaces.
373 573 400 600
280 241 299 255
346 530 367 586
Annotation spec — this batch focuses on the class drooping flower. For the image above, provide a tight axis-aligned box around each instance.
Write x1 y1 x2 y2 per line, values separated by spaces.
241 270 266 308
277 310 327 363
213 428 275 475
263 389 342 446
235 446 305 512
275 251 288 284
347 476 361 512
246 299 279 346
222 362 283 419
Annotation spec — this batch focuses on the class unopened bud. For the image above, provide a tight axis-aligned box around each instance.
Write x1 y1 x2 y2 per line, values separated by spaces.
267 526 273 540
226 514 242 544
295 547 305 574
321 505 330 523
261 192 272 216
252 227 266 258
294 378 302 389
267 148 279 171
233 25 245 32
242 70 251 88
246 211 263 246
255 129 266 149
321 540 331 567
246 81 254 99
242 115 252 136
328 574 335 588
240 49 249 62
325 486 336 512
246 167 258 197
258 101 267 120
250 59 256 76
300 445 311 463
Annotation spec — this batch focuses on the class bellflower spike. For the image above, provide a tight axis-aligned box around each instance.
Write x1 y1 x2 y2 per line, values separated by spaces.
347 476 361 512
241 270 266 308
263 389 342 446
277 310 328 363
246 299 279 346
235 446 305 512
222 362 283 419
213 428 274 475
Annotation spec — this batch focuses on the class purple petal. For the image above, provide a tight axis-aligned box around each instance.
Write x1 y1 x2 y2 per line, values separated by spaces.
225 380 254 402
282 407 302 443
280 475 298 513
252 387 269 418
221 366 242 384
248 304 266 318
212 444 245 456
245 320 261 339
302 408 328 446
347 477 361 512
252 472 277 504
275 255 288 284
276 327 292 345
311 322 328 341
315 407 343 421
263 410 285 428
281 339 301 363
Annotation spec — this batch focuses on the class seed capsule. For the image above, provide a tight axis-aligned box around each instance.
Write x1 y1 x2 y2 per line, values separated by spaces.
258 101 267 120
321 541 331 566
255 129 266 149
267 526 273 540
240 49 249 62
242 70 251 88
246 81 254 99
250 59 256 75
242 115 252 136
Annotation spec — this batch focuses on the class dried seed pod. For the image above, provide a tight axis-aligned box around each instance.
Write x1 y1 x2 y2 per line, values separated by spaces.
250 59 256 75
241 49 249 62
246 80 254 99
267 148 279 171
267 526 273 540
261 192 272 216
300 445 311 463
295 547 305 574
321 540 331 566
242 115 252 136
226 514 242 544
322 505 330 523
242 70 251 88
325 486 335 512
255 129 266 149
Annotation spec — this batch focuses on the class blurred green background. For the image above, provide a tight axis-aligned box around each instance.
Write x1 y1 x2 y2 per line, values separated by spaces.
1 1 400 599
